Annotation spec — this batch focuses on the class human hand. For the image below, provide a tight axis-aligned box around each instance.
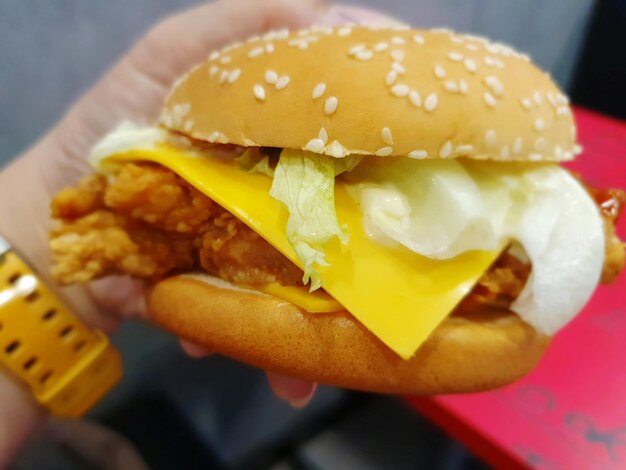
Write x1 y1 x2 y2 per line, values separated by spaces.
0 0 349 462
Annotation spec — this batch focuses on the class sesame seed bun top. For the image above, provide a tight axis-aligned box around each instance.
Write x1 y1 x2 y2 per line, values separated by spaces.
161 25 579 162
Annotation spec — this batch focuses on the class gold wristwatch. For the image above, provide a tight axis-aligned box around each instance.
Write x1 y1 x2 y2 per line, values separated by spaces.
0 235 122 417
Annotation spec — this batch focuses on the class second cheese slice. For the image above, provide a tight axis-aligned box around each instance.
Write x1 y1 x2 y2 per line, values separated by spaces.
107 145 502 359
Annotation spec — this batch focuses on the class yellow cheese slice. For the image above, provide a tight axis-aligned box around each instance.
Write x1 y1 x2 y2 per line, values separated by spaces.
107 145 501 359
259 283 343 313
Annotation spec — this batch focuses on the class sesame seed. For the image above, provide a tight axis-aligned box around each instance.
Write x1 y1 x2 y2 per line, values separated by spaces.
208 131 220 143
349 44 366 55
534 138 546 151
392 62 406 74
327 141 345 158
434 64 446 79
465 43 479 51
227 68 241 83
444 81 459 93
312 83 326 99
391 36 406 45
512 137 523 154
297 29 309 37
556 94 569 105
275 75 290 90
409 149 428 159
450 36 465 44
464 58 477 73
375 146 393 156
275 29 289 40
424 93 438 112
219 70 229 84
456 144 475 154
533 91 543 105
209 51 220 61
483 92 497 108
534 118 545 131
521 98 532 110
440 140 453 158
248 47 264 58
288 39 309 49
355 50 374 61
554 146 564 159
484 76 504 96
465 34 488 44
485 130 496 147
318 127 328 144
253 84 266 101
556 106 569 117
391 49 405 62
265 43 275 53
263 30 277 41
209 65 219 76
484 56 495 66
563 151 573 160
338 26 352 36
305 138 325 153
573 144 583 155
500 146 511 158
374 41 389 52
409 90 422 107
459 80 469 94
325 96 338 115
246 35 259 42
448 51 464 62
413 34 425 44
319 25 334 35
183 120 193 132
391 84 410 97
381 127 394 145
432 27 453 34
570 124 577 141
386 70 398 87
220 55 232 64
529 153 543 161
265 70 278 84
546 91 557 107
493 58 505 69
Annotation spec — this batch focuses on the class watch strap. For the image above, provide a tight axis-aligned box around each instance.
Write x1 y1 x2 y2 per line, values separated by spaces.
0 240 122 417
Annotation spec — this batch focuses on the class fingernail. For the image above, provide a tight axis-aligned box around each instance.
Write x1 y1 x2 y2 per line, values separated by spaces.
317 5 407 27
288 396 313 409
179 339 213 358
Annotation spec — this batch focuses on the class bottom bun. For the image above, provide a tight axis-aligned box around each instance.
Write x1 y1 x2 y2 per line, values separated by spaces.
147 275 550 394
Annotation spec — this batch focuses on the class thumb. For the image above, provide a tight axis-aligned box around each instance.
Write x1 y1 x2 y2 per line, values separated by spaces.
55 0 330 169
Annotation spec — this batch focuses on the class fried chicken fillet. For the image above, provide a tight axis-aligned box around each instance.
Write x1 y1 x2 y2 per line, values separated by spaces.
50 162 625 316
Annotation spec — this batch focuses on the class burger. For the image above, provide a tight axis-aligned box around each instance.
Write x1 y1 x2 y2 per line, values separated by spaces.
49 26 625 394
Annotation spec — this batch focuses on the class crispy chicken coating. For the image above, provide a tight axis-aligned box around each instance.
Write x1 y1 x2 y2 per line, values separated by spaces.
50 163 624 310
51 163 302 286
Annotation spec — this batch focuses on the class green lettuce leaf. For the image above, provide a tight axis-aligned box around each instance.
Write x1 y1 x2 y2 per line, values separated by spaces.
235 148 275 177
270 149 348 290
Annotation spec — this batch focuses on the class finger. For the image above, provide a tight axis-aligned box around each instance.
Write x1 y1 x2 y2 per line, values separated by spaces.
317 4 406 27
0 372 44 467
88 275 147 321
266 372 317 408
136 0 331 85
56 0 330 166
179 339 214 358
